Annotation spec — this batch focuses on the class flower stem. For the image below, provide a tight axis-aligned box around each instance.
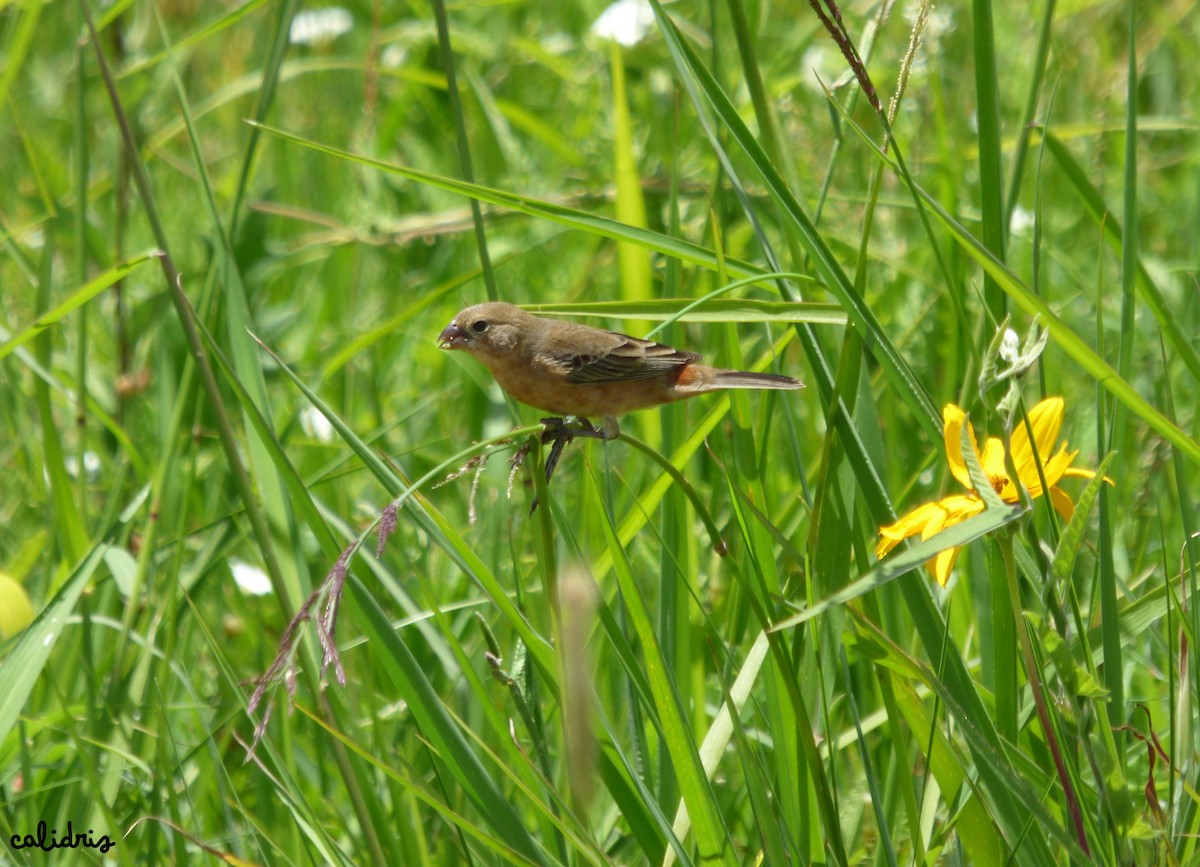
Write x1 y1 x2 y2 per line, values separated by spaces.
990 542 1018 741
1000 535 1091 856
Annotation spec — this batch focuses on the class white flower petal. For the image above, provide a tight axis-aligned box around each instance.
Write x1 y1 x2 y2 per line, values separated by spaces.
64 451 102 481
290 8 353 46
999 328 1020 364
231 559 274 596
300 406 335 442
591 0 655 47
1010 205 1035 235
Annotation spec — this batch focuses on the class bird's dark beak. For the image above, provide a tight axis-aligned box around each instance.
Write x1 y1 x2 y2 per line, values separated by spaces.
438 321 468 349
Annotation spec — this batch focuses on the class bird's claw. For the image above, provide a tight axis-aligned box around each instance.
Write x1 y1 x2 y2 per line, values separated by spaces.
539 416 615 482
538 417 578 489
518 416 618 513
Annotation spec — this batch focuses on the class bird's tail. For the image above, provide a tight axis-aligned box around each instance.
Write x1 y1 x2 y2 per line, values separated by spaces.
712 369 804 390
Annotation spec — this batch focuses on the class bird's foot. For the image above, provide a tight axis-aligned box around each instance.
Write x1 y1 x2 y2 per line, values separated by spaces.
539 416 619 443
539 416 619 483
538 418 579 487
510 417 620 514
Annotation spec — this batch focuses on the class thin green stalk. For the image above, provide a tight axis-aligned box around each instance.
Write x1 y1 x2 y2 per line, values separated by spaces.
618 432 725 555
74 40 89 518
34 231 90 564
989 542 1018 742
972 0 1007 321
430 0 497 302
1003 0 1056 232
80 0 288 606
83 9 394 866
840 644 898 867
1099 7 1135 727
1112 0 1139 451
228 0 299 234
999 535 1090 855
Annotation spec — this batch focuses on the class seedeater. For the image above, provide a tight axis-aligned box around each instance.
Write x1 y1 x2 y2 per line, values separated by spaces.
438 301 802 440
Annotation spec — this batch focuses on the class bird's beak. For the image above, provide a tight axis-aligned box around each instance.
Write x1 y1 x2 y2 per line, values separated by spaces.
438 321 468 349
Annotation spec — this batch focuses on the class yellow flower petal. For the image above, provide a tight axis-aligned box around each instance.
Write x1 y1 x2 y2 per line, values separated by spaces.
1011 397 1064 484
937 494 988 522
980 437 1007 478
943 405 981 490
1063 466 1114 487
979 436 1015 500
919 503 950 539
930 546 962 587
1049 486 1075 522
876 493 983 585
876 501 951 557
877 395 1105 589
1024 396 1065 454
1033 446 1076 493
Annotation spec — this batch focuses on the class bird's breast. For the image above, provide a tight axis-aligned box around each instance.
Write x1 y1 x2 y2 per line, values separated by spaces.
475 351 688 418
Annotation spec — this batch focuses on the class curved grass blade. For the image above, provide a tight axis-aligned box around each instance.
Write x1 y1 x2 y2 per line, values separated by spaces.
771 504 1025 632
666 631 771 862
647 0 940 437
251 332 559 679
1051 452 1117 586
1042 132 1200 385
247 121 765 279
0 250 157 361
295 703 560 865
351 580 550 866
526 296 842 326
586 470 738 867
830 98 1200 466
849 610 1092 862
117 0 273 80
0 545 106 743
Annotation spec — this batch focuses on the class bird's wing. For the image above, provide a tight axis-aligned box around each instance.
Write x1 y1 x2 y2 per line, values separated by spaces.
551 333 701 384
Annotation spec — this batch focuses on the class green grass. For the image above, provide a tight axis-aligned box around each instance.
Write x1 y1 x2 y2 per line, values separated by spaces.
2 0 1198 864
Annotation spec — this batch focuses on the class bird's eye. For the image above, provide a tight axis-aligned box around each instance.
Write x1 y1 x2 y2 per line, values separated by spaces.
471 320 490 334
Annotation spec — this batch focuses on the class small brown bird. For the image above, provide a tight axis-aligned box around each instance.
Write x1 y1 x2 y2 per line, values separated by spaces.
438 302 803 440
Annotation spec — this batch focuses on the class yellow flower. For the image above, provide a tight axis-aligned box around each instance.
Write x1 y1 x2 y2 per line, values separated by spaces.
876 397 1101 587
0 572 34 638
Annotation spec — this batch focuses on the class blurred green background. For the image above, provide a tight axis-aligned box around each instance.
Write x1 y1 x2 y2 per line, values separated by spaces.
1 0 1198 864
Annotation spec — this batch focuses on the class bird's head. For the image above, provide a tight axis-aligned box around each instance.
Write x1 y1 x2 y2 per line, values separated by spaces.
438 302 528 356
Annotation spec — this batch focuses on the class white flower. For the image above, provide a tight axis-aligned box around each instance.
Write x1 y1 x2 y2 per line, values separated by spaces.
231 559 273 596
591 0 655 47
1010 205 1035 235
380 44 407 69
999 328 1020 365
540 32 574 55
300 406 335 442
289 8 352 46
65 451 102 481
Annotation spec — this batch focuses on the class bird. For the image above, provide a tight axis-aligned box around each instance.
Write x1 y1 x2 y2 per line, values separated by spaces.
438 302 803 444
